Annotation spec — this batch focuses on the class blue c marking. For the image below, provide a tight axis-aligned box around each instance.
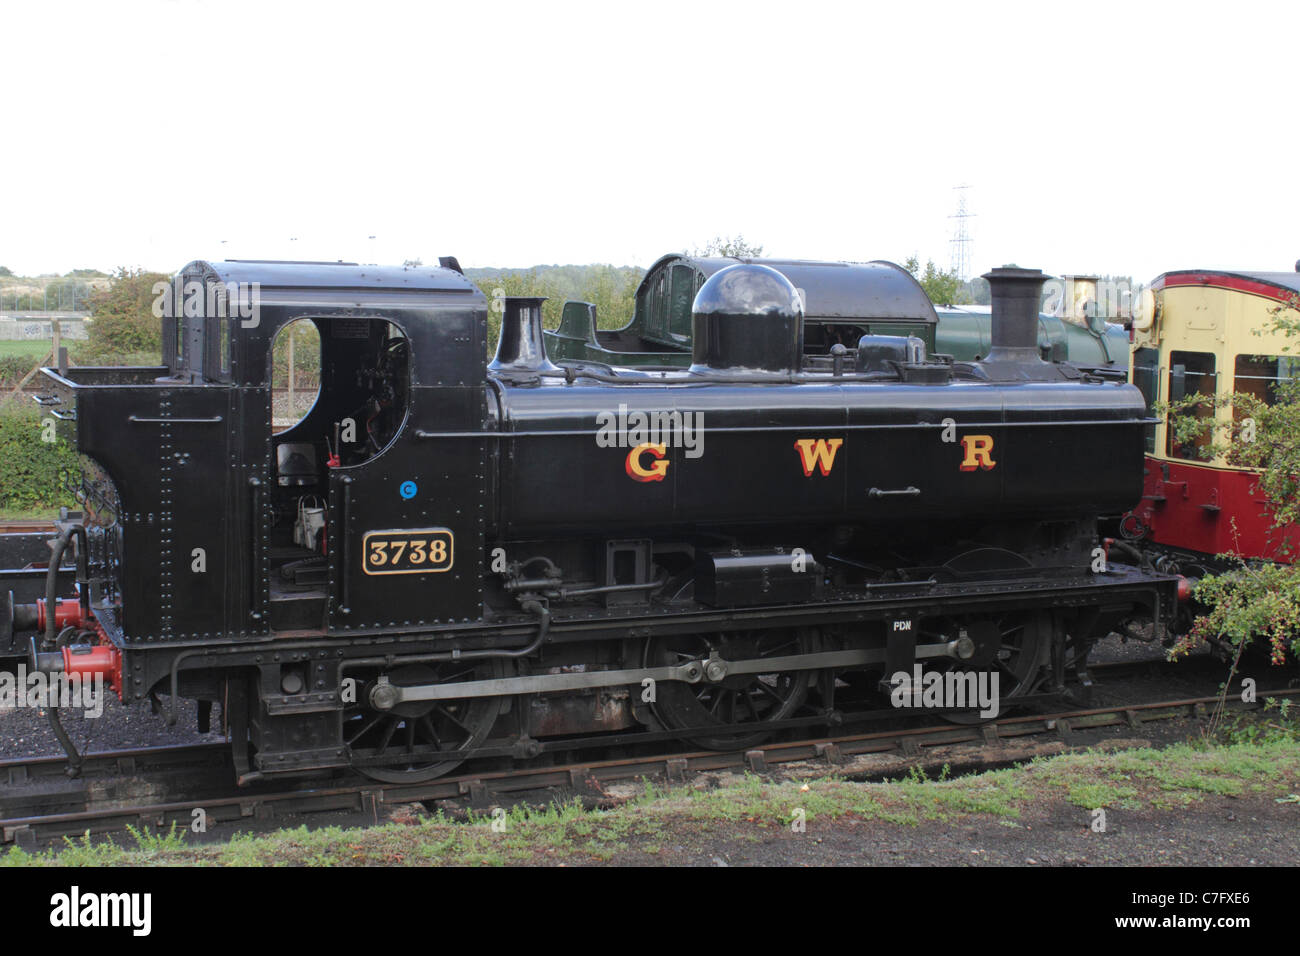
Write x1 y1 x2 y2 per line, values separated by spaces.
399 480 418 500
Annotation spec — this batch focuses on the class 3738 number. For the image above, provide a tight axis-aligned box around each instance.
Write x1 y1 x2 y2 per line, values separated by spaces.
362 529 454 575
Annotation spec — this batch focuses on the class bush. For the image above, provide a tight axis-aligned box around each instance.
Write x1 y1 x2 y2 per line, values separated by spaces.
79 268 167 362
0 355 37 387
1172 561 1300 666
473 266 643 355
1165 294 1300 662
0 404 81 511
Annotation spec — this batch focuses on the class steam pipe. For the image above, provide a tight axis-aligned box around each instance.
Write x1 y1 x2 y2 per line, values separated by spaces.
42 527 84 777
340 600 552 679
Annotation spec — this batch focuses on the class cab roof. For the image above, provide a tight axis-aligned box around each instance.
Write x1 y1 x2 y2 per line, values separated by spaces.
178 259 480 295
1152 269 1300 302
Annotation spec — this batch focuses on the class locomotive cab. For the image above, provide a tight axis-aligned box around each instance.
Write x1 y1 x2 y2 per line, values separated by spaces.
35 259 491 660
266 315 413 629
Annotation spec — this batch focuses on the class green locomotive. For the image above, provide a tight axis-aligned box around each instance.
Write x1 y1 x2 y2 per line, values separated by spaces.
544 253 1128 369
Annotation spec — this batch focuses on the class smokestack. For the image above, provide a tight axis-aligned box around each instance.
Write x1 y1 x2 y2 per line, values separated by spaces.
982 266 1050 364
976 266 1067 382
489 297 560 378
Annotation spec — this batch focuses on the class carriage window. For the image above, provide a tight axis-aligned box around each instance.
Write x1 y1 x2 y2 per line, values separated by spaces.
668 265 698 342
1166 350 1216 460
1235 354 1298 406
644 272 667 341
1132 347 1159 453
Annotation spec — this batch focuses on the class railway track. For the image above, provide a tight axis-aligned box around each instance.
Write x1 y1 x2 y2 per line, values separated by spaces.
0 521 55 536
3 684 1295 849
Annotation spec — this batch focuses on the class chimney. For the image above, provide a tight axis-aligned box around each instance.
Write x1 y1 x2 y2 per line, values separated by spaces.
976 266 1068 381
982 266 1050 364
489 297 560 378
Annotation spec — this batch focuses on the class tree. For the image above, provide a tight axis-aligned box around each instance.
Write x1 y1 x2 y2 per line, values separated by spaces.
693 235 765 258
0 266 12 277
904 256 967 306
472 269 566 353
1165 295 1300 665
471 265 644 355
78 268 169 361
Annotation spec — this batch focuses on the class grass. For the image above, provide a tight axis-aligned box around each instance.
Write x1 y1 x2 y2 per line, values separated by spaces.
3 734 1296 867
0 505 61 521
0 340 59 359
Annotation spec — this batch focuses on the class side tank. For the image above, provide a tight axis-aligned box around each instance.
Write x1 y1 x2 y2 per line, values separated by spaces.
488 265 1147 539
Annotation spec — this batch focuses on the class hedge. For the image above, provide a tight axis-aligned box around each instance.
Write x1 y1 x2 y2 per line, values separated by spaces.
0 403 81 510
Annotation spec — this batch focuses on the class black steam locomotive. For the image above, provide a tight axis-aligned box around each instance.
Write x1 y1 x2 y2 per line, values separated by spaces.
0 258 1179 783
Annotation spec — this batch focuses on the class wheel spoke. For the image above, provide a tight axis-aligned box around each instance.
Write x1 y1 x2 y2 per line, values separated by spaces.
375 717 398 755
346 713 385 746
707 689 725 716
434 704 474 736
419 714 442 749
349 661 506 783
646 629 815 749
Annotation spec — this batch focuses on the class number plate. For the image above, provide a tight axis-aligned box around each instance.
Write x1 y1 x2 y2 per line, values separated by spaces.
362 528 454 575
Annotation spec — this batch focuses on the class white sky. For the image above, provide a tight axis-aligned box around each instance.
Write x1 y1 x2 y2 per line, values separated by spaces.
2 0 1298 283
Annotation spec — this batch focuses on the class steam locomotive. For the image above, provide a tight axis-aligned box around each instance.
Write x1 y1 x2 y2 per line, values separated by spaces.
0 258 1180 783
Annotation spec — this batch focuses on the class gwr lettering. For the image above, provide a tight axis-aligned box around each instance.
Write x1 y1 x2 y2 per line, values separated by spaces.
625 442 669 482
959 434 996 471
793 438 843 477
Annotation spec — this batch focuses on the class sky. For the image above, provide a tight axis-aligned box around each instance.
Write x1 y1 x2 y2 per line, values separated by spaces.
2 0 1298 283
